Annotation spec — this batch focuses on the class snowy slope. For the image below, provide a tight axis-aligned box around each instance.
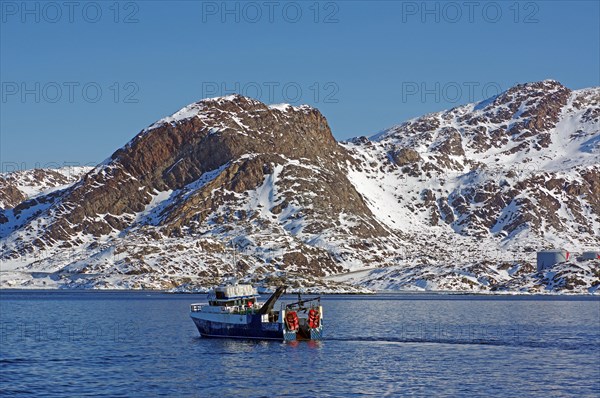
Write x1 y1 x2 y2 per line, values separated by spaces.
340 81 599 292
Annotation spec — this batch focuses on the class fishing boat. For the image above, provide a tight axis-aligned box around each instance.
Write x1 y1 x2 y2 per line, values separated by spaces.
190 281 323 341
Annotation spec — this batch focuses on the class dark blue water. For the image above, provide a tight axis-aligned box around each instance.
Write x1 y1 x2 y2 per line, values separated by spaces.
1 291 599 397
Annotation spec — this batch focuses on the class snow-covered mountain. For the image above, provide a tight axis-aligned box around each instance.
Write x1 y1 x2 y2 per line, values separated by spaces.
337 80 600 293
1 81 598 293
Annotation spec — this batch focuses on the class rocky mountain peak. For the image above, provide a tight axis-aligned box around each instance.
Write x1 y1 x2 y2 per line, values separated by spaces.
100 94 341 204
1 94 390 280
370 80 580 160
475 80 571 139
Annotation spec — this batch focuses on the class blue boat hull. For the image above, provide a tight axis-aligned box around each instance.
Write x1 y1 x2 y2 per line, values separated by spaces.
191 314 285 340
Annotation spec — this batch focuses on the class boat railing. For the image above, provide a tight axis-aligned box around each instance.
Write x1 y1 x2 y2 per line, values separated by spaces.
190 303 263 314
231 305 262 315
284 297 321 311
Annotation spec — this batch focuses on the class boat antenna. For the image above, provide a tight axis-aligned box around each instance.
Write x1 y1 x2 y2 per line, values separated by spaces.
231 239 238 284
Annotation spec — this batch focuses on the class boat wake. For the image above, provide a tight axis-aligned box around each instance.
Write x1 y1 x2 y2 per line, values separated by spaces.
324 336 597 351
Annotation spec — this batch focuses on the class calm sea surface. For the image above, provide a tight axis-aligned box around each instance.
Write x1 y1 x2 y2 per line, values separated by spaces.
0 291 598 397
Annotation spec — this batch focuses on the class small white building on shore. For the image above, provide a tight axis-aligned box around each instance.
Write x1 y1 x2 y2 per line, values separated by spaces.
581 251 600 260
536 250 570 272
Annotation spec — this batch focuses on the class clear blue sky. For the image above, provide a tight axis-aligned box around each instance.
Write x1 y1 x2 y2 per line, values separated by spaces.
1 0 599 169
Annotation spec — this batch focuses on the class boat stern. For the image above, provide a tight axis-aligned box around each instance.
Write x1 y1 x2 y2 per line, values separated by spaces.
282 305 323 342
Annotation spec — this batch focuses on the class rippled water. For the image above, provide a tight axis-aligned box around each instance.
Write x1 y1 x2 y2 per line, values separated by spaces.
1 291 599 397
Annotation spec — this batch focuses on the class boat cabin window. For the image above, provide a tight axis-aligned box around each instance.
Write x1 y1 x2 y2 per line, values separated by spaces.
209 300 236 306
207 297 257 308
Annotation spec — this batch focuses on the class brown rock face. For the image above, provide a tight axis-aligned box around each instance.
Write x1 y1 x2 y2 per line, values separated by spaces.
431 127 465 157
391 147 421 166
47 97 338 238
0 185 25 210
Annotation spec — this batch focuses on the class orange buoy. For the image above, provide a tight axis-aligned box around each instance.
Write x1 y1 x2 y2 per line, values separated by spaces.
308 308 320 329
285 311 299 331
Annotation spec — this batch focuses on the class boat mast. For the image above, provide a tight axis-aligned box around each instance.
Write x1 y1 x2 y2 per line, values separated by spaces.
234 243 237 283
230 239 238 284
